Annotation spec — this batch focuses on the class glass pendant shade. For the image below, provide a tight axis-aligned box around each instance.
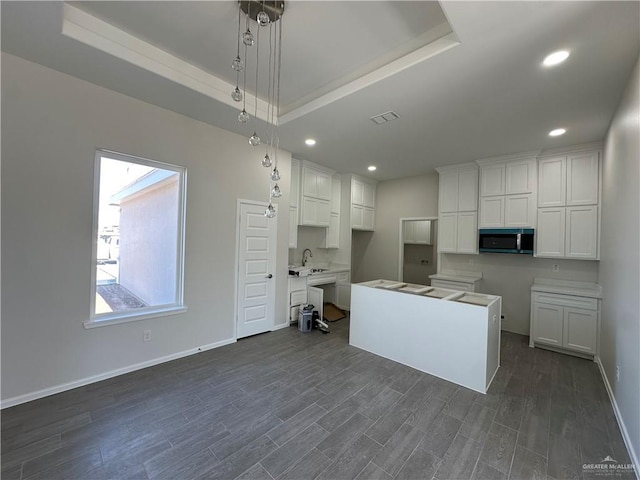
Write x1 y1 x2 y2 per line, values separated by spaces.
231 55 244 72
262 153 272 167
265 203 276 218
238 109 250 124
257 11 270 27
271 184 282 198
231 87 243 102
242 28 255 46
270 167 280 181
249 132 261 146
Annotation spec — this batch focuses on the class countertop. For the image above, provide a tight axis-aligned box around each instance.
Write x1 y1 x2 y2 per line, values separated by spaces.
531 278 602 298
288 264 350 277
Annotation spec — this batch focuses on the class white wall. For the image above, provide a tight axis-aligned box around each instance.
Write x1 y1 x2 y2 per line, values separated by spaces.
353 173 439 282
1 53 292 404
441 254 599 335
600 55 640 468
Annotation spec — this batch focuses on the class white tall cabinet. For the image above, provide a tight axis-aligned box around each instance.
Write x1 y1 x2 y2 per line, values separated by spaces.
536 149 600 259
477 155 537 228
288 159 301 249
350 175 376 231
436 164 478 254
300 161 334 227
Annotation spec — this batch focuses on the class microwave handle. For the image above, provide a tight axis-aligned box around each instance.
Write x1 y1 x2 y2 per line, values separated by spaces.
516 233 522 250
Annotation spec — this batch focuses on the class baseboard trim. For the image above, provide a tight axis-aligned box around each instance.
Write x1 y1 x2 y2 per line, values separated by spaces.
0 337 237 409
271 322 290 331
596 357 640 476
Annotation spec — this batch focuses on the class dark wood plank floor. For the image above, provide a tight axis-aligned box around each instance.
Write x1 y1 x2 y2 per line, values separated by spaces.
1 319 636 480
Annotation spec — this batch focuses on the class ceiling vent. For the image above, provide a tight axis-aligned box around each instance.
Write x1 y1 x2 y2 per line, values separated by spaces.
370 111 400 125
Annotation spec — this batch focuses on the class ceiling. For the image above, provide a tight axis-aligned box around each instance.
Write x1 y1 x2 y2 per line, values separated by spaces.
2 1 639 181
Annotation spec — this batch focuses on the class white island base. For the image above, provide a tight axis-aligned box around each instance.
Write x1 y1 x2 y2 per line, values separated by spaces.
349 280 502 394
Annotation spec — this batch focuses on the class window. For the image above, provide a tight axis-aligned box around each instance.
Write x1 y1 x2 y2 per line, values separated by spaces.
87 150 187 327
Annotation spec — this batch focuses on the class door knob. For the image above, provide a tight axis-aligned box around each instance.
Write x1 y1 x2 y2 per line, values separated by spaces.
266 274 273 279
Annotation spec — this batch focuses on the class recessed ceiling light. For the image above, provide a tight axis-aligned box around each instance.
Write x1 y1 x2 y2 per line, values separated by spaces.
543 50 570 67
305 138 316 146
549 128 566 137
368 166 377 171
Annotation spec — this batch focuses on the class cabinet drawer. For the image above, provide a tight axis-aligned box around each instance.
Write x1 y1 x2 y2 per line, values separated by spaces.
336 272 350 283
532 292 597 310
431 279 474 292
289 277 307 291
290 290 307 306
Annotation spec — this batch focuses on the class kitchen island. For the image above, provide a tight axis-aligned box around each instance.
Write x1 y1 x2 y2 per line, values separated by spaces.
350 280 502 394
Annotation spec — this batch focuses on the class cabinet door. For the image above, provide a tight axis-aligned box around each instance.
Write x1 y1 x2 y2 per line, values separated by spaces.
336 282 351 311
506 159 535 194
316 199 331 226
302 168 318 198
307 286 324 323
351 204 363 229
538 157 566 207
301 197 330 226
565 206 598 259
479 197 505 228
480 164 505 197
331 175 341 213
438 213 457 252
362 207 375 231
457 211 478 254
458 169 478 211
532 302 563 347
317 171 332 201
536 208 565 257
414 220 430 244
566 151 599 206
563 307 597 354
439 172 459 213
289 206 298 248
404 221 416 243
505 194 535 227
352 179 365 205
324 212 340 248
363 182 376 208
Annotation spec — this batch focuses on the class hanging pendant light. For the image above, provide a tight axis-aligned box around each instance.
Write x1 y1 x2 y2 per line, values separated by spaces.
233 1 285 218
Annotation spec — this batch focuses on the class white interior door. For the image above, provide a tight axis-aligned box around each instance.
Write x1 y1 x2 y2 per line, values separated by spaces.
236 202 277 338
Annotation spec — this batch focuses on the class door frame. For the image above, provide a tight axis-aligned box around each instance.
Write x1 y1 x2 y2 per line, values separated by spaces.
397 216 438 282
234 199 277 340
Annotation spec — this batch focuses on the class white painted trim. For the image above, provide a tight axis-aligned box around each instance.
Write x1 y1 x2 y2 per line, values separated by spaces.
271 323 290 331
435 162 478 173
279 33 460 125
61 4 270 121
84 306 188 329
596 357 640 475
538 141 604 158
0 337 236 409
474 150 541 166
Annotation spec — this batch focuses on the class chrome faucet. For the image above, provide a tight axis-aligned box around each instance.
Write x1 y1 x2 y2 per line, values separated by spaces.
302 248 312 267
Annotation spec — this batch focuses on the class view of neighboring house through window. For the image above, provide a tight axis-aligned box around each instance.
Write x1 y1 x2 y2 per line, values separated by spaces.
92 150 186 322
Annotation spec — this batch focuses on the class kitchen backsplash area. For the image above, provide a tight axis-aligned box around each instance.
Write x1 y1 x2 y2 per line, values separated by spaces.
440 253 599 335
288 226 338 266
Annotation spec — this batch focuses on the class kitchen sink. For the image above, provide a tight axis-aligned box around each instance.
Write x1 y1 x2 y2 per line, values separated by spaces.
310 268 328 273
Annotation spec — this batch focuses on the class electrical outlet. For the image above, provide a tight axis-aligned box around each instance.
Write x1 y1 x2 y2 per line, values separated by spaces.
616 366 620 382
420 259 430 264
143 330 151 342
552 264 560 272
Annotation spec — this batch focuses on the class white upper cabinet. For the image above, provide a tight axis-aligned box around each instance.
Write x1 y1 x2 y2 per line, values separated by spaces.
538 157 566 207
331 174 341 213
302 166 332 201
566 151 599 206
456 212 478 254
300 161 335 227
458 169 479 211
404 220 432 245
439 172 460 213
480 164 505 196
438 213 458 253
350 175 376 230
565 206 598 259
536 208 565 257
477 156 537 228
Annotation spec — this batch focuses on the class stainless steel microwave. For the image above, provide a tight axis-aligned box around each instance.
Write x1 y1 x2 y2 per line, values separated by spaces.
478 228 534 255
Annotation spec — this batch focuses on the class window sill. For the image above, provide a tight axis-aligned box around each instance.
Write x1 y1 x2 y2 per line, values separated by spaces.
84 306 188 329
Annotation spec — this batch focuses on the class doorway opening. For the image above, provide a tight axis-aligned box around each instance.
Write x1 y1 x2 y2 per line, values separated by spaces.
398 217 438 284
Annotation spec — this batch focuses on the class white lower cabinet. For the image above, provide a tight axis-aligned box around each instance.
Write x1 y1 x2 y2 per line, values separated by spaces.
335 272 351 311
537 205 598 259
307 286 324 322
438 212 477 254
530 290 599 357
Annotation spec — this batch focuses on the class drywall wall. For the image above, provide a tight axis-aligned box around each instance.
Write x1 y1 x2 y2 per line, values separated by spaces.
600 55 640 468
1 53 292 404
403 244 437 283
352 173 439 283
441 254 599 335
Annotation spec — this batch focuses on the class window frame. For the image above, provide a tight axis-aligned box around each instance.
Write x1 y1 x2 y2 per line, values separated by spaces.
85 149 188 329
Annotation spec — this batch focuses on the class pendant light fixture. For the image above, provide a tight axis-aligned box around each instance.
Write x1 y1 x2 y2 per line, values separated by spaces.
232 0 285 218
